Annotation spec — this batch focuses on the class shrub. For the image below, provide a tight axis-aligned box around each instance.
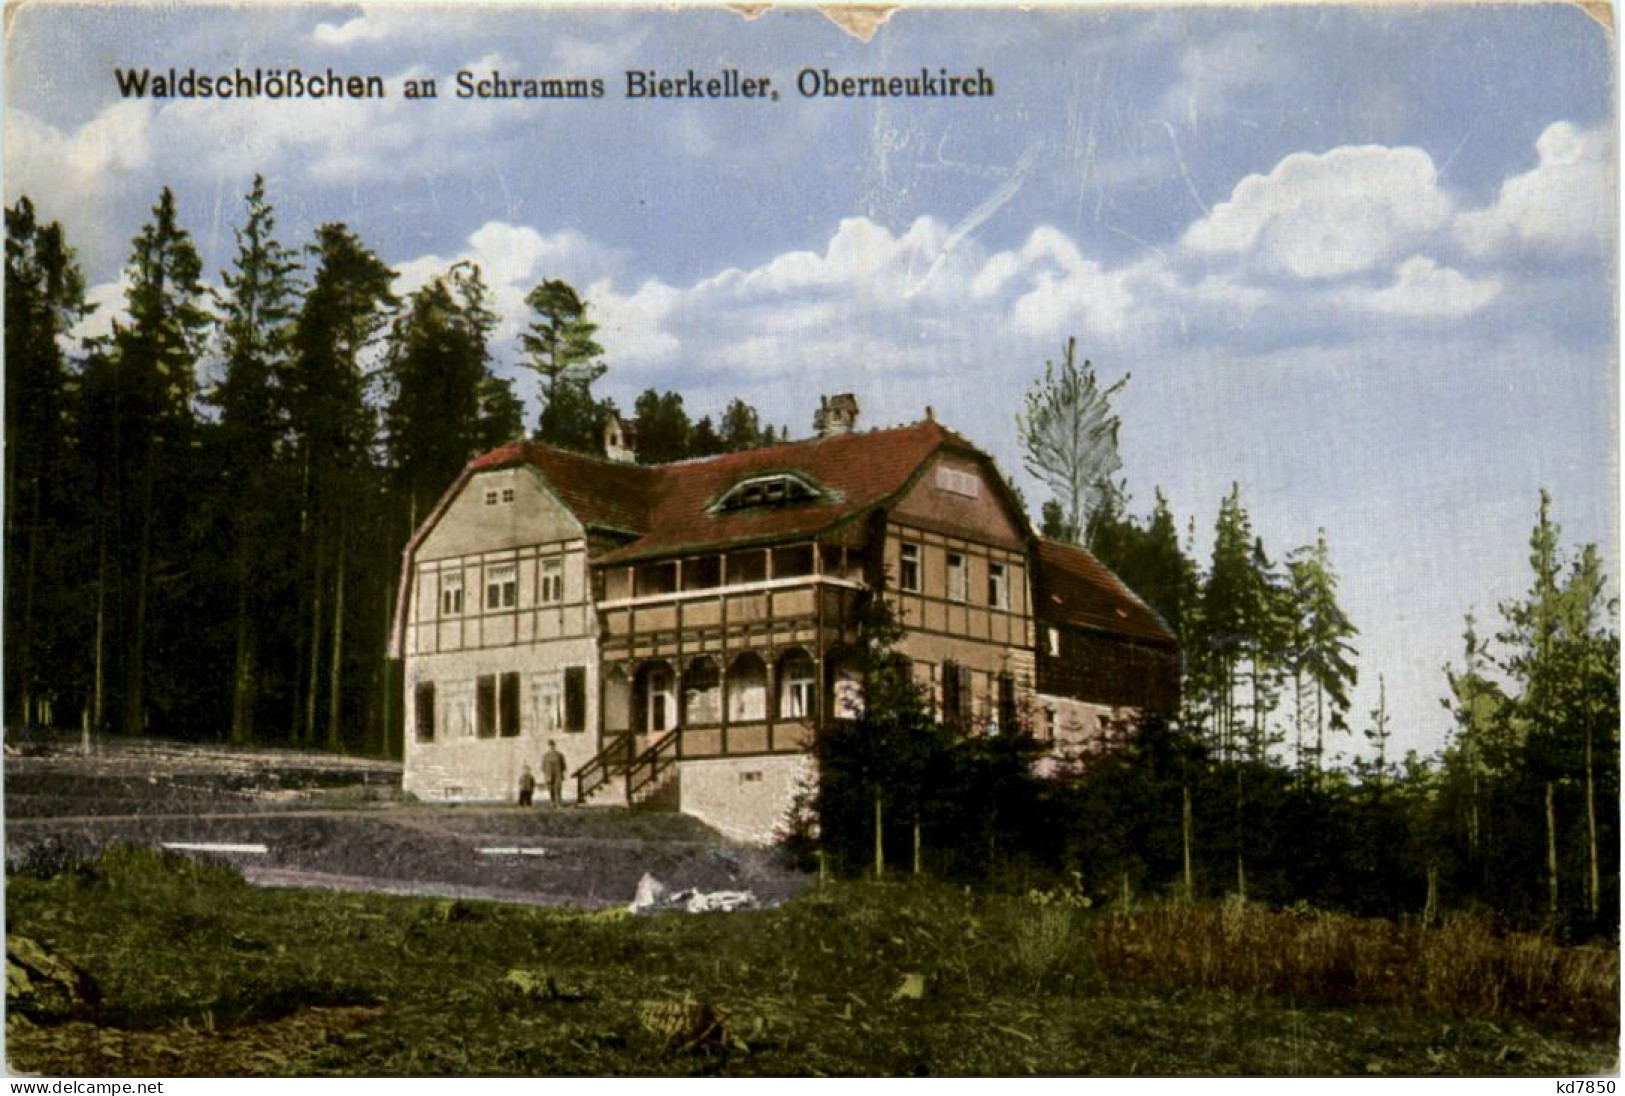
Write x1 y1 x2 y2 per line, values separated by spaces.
1092 903 1619 1035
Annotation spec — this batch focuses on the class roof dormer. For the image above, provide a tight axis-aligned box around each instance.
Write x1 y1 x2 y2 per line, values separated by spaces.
710 471 828 514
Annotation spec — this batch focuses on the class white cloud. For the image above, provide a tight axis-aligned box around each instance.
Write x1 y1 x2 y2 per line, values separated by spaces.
393 220 629 346
1339 255 1501 319
74 276 133 344
1182 145 1452 280
1455 121 1614 257
310 5 426 47
5 101 156 266
1158 31 1277 126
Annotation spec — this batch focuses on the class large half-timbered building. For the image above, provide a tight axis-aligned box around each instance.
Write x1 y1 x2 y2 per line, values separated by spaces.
389 396 1179 841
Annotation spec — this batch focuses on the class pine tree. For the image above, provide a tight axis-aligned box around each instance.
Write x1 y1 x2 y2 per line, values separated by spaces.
287 224 397 750
106 188 212 736
631 389 693 464
4 198 91 727
1019 336 1128 544
521 279 605 452
718 398 764 451
688 415 723 457
384 261 497 523
207 176 301 744
1285 529 1359 778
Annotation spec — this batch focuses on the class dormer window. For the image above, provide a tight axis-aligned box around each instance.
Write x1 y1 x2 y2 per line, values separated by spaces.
713 472 825 513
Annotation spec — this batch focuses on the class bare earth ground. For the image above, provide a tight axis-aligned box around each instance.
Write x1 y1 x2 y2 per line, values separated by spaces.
4 732 808 909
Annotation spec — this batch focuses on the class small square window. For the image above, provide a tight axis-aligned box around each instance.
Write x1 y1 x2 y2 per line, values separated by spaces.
501 487 515 503
484 489 499 506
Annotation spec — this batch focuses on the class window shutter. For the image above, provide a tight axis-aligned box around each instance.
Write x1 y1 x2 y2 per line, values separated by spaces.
500 672 521 737
415 682 436 742
998 672 1018 733
476 676 496 738
564 666 587 732
941 661 959 726
958 664 975 724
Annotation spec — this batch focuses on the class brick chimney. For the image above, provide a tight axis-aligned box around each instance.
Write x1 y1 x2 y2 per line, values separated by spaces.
813 393 859 437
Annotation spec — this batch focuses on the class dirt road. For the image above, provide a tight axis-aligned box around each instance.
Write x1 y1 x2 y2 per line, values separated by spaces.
5 735 807 909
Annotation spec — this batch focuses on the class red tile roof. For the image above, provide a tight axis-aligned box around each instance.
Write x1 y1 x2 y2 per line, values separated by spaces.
471 441 658 535
469 420 984 564
1034 538 1178 647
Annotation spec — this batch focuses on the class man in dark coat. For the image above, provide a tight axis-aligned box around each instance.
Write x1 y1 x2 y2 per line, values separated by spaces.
541 741 567 807
518 763 536 807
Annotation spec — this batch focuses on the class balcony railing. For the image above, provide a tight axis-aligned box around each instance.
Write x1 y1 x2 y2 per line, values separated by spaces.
596 572 865 610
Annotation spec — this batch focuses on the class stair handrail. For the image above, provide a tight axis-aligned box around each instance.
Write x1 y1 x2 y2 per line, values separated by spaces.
625 728 681 804
573 730 635 804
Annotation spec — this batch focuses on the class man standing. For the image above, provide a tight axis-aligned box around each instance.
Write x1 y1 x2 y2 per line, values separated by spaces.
541 740 567 808
518 763 536 807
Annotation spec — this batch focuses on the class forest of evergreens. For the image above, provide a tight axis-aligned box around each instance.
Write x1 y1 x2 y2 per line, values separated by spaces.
6 183 1618 939
5 183 776 757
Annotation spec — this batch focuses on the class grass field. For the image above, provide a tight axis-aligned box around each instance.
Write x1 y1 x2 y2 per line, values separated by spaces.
6 849 1618 1077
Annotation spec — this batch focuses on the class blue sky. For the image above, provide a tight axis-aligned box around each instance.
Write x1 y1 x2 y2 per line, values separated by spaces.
5 2 1617 764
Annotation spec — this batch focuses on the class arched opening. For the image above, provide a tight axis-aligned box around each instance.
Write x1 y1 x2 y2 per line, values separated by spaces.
726 652 767 722
633 660 676 735
683 656 721 726
778 648 817 720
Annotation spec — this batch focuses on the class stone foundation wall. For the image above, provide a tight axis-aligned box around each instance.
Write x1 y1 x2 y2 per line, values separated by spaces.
677 753 815 845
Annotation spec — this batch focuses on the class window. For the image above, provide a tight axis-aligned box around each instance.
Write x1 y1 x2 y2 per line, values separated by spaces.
683 658 722 725
727 549 767 585
540 558 564 604
899 542 921 592
484 489 499 506
739 770 763 784
683 555 722 590
997 672 1018 735
1046 626 1061 657
728 653 767 721
988 562 1009 610
779 651 816 719
941 660 974 729
563 666 587 733
499 672 521 737
501 487 515 504
935 465 981 498
532 678 561 734
440 572 463 616
715 473 822 512
486 563 517 610
946 553 968 603
643 664 675 733
414 682 436 743
773 544 814 578
635 561 678 596
476 675 497 738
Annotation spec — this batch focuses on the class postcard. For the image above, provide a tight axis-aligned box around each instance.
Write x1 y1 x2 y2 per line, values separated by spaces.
4 0 1617 1080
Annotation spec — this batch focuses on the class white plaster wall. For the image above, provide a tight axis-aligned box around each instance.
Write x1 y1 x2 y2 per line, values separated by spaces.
1034 694 1134 776
403 465 602 802
678 754 815 845
404 640 601 802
